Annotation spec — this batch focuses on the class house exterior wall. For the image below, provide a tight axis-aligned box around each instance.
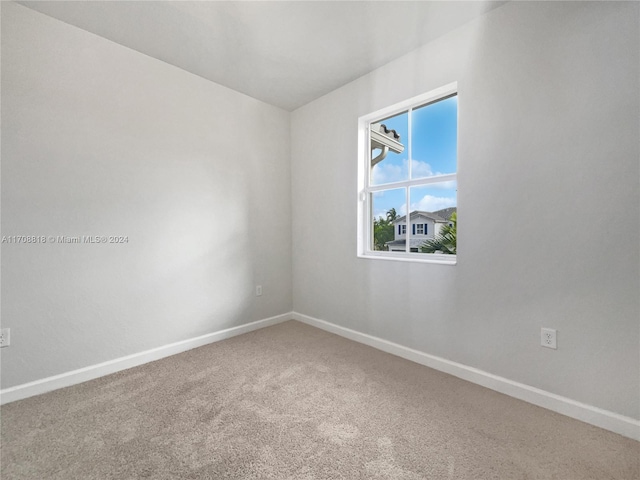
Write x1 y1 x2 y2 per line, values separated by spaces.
393 217 437 240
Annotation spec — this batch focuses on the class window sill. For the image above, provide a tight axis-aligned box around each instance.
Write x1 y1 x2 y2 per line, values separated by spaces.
358 251 457 265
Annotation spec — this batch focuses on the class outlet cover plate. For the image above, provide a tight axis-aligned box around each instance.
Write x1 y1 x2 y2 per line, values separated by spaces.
541 328 557 349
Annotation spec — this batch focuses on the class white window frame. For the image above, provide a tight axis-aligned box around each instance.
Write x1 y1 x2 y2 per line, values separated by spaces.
357 82 458 265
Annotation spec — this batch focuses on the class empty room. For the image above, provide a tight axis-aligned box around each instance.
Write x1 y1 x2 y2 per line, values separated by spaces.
1 1 638 478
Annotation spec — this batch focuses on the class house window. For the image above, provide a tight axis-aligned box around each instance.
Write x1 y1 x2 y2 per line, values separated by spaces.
357 83 457 264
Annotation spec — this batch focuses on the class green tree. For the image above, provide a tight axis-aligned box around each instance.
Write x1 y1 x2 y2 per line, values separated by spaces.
373 208 397 251
386 208 397 222
420 212 457 254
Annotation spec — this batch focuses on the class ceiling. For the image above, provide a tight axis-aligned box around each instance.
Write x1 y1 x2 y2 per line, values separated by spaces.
18 1 506 111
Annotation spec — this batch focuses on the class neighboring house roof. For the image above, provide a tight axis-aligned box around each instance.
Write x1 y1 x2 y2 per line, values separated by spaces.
433 207 457 221
378 124 400 140
385 239 427 249
392 211 448 224
370 123 404 153
370 123 405 167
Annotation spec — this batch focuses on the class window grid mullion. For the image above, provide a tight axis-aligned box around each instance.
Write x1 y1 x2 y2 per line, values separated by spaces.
406 108 412 253
366 173 457 193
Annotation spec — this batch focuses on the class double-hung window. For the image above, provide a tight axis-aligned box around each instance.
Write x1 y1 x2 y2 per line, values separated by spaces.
357 83 458 264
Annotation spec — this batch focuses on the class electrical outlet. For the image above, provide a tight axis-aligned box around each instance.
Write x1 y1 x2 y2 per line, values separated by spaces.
0 328 10 348
255 285 263 296
541 328 557 349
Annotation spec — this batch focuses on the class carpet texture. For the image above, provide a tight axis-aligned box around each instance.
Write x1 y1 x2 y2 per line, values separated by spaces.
1 320 638 479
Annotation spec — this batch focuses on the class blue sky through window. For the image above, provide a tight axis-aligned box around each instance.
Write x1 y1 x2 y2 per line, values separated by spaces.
371 95 457 221
412 96 457 177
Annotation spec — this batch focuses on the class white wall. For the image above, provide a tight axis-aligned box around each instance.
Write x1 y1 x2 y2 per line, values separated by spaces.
2 1 638 423
1 3 292 388
292 1 639 419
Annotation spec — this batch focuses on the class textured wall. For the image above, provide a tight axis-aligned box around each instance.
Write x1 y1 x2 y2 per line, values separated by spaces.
1 3 292 388
292 1 639 419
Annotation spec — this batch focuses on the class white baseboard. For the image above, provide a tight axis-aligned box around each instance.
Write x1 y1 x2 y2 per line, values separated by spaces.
0 312 292 405
292 312 640 441
3 311 638 441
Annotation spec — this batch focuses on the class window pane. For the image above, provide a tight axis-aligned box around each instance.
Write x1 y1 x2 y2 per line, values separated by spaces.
411 95 457 179
409 181 457 254
371 188 405 251
370 111 408 185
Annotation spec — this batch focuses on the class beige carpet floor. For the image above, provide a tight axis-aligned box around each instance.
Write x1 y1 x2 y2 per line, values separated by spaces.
1 320 638 479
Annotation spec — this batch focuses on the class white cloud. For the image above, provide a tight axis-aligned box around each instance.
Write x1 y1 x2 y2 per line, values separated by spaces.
373 209 387 221
410 159 434 178
411 194 456 212
372 158 450 185
371 160 407 185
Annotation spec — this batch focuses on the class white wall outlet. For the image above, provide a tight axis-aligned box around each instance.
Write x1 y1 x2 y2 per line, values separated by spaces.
0 328 10 348
541 328 557 349
255 285 263 296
